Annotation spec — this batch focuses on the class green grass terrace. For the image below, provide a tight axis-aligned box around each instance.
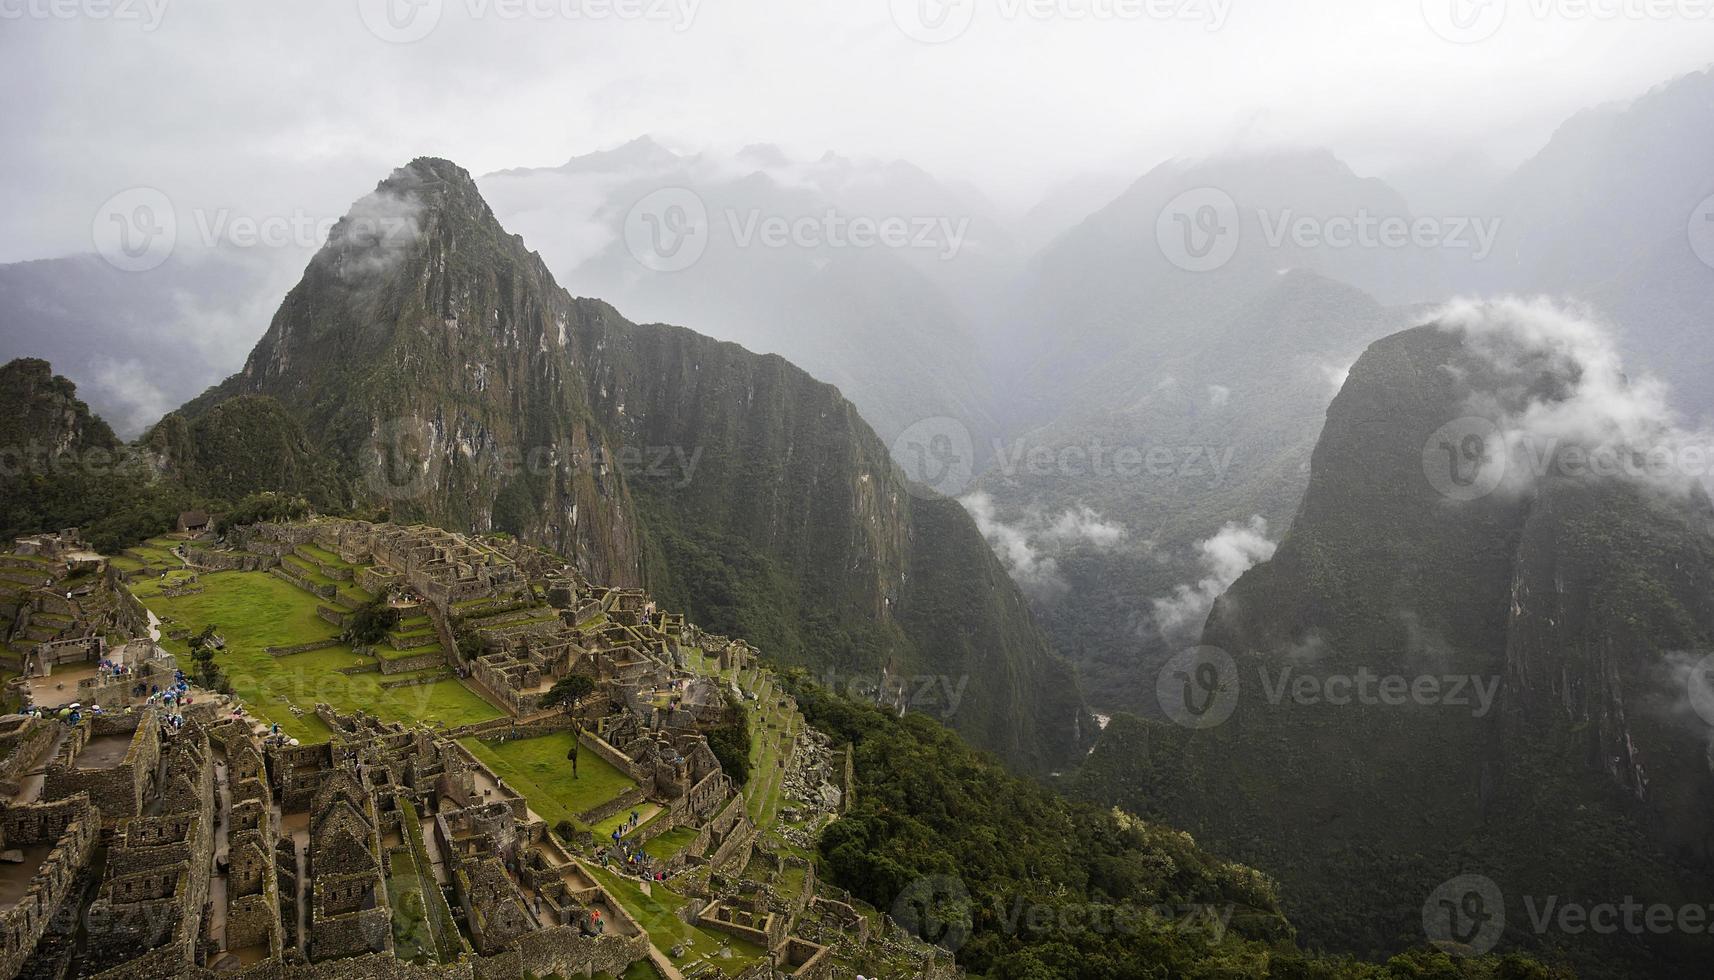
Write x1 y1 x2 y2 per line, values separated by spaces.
128 568 502 742
458 731 636 830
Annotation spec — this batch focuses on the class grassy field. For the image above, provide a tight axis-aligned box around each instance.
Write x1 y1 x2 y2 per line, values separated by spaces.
459 732 637 828
131 569 501 742
641 826 698 861
580 861 766 976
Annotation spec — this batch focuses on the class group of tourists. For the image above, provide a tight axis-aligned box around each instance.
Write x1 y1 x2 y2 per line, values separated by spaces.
95 656 132 680
19 701 102 725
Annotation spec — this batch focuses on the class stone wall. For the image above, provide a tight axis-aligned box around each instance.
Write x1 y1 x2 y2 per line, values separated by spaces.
578 730 643 781
0 794 100 980
469 927 648 980
42 711 160 825
577 785 647 828
0 715 60 797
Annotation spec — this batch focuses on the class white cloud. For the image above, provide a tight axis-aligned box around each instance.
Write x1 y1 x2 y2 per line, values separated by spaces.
1436 297 1710 497
1151 516 1277 640
963 491 1126 600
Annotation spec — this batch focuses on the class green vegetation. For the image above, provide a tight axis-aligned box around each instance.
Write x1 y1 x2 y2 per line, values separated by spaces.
542 673 595 713
393 796 462 963
459 732 635 828
131 568 500 741
705 689 751 786
187 624 233 694
640 827 697 862
342 597 401 647
580 860 766 976
786 671 1567 980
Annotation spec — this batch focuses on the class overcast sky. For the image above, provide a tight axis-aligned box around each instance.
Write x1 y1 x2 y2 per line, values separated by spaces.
1 0 1711 263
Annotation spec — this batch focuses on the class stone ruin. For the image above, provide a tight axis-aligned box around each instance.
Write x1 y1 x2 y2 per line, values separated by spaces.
0 517 952 979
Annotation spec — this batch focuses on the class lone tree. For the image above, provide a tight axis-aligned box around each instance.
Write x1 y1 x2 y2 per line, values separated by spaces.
342 597 399 649
543 673 595 778
188 625 226 691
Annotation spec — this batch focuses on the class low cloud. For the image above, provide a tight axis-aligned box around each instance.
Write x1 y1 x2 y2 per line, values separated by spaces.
962 491 1126 600
1151 516 1277 641
87 358 174 436
1319 358 1353 395
1437 297 1709 497
327 188 425 281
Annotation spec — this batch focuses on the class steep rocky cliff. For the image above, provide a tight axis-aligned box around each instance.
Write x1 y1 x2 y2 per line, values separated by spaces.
0 357 121 464
1069 309 1714 976
174 158 1088 772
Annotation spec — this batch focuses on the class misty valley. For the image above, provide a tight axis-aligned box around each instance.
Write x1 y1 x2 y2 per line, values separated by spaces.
3 4 1714 979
